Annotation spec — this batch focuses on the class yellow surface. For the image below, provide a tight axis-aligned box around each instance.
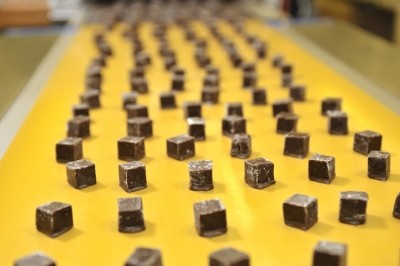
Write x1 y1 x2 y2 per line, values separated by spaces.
0 20 399 265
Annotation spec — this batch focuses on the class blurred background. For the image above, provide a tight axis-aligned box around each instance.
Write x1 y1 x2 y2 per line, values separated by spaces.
0 0 399 120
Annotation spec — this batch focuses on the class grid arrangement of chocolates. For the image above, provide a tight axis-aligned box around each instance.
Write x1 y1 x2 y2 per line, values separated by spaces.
15 3 396 266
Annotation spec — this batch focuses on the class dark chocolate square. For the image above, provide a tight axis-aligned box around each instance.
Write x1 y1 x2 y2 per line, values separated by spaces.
276 112 298 134
125 247 162 266
167 134 195 160
242 72 257 89
284 132 309 158
231 134 252 159
131 77 149 94
67 115 90 138
118 136 145 161
392 193 400 219
353 130 382 155
252 88 267 105
183 101 202 118
159 92 177 109
201 87 219 104
245 157 275 189
226 102 243 117
272 99 293 117
36 201 73 238
122 92 138 110
222 116 246 137
126 104 149 118
281 74 292 88
327 111 348 135
193 199 227 237
66 159 97 189
209 247 250 266
312 241 347 266
339 191 368 225
56 137 83 163
119 161 147 192
203 74 219 87
187 117 206 141
127 117 153 138
321 98 341 115
171 75 184 91
118 197 145 233
188 160 213 191
72 103 90 117
14 252 56 266
308 154 335 184
289 85 306 101
283 194 318 230
272 54 283 68
80 90 100 109
368 151 390 181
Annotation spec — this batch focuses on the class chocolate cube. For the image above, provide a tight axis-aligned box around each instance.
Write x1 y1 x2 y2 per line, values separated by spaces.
284 132 309 158
80 90 100 109
188 160 213 191
206 66 219 79
368 151 390 181
290 85 306 101
171 75 184 91
67 115 90 138
272 99 293 117
201 87 219 104
118 136 145 161
56 137 83 163
122 92 137 109
281 63 292 75
66 159 97 189
36 201 73 238
312 241 347 266
231 134 252 159
276 112 298 134
118 197 145 233
131 77 148 94
322 98 342 115
159 92 177 109
242 62 255 74
222 116 246 137
130 67 144 78
125 247 162 266
119 161 147 192
283 194 318 230
327 111 348 135
193 199 227 237
392 193 400 219
242 73 257 89
252 88 267 105
353 130 382 155
127 117 153 138
14 252 56 266
226 102 243 117
339 191 368 225
272 54 283 68
281 74 293 88
183 101 202 118
167 134 195 160
187 117 206 141
85 76 101 91
203 74 219 87
209 247 250 266
72 103 89 117
126 104 149 118
308 154 335 184
245 157 275 189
